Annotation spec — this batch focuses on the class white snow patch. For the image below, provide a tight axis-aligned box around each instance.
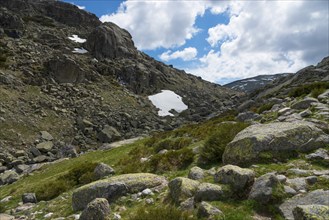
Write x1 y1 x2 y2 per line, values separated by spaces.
68 35 86 43
148 90 188 117
72 48 88 54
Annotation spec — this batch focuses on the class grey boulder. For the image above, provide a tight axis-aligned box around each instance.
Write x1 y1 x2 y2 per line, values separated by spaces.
80 198 111 220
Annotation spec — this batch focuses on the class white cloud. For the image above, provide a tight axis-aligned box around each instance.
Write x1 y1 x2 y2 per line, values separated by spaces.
189 1 329 83
159 47 198 62
77 5 85 10
71 2 85 10
100 1 206 50
100 1 328 83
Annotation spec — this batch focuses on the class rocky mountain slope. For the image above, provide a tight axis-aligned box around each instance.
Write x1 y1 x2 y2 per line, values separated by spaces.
1 0 329 220
0 0 241 154
224 73 292 94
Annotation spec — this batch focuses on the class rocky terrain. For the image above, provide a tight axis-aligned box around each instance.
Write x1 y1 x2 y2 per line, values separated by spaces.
1 0 329 220
224 73 292 94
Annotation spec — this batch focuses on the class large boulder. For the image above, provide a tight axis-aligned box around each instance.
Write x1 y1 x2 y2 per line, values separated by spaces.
291 97 319 110
223 121 329 166
214 165 255 194
248 173 283 204
97 125 121 143
79 198 111 220
293 205 329 220
46 56 86 83
168 177 200 204
84 22 136 60
279 189 329 220
72 173 167 211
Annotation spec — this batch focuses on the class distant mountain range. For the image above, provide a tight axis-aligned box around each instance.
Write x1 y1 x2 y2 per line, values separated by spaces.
224 73 292 94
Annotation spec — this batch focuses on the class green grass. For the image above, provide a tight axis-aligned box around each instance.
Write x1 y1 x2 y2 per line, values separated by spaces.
0 142 136 212
288 82 329 98
128 205 197 220
257 102 275 114
199 122 249 164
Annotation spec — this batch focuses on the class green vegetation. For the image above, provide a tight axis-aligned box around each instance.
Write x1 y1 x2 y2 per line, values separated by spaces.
256 102 275 114
200 122 249 163
35 162 97 201
23 15 56 27
288 82 329 98
128 205 197 220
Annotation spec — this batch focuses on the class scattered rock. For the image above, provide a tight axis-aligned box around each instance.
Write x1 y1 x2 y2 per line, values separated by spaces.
0 214 15 220
248 173 282 204
80 198 111 220
284 186 297 196
22 193 37 204
168 177 200 204
188 166 205 180
197 201 224 219
94 163 115 180
40 131 53 141
180 198 195 211
97 125 121 143
306 148 329 162
223 121 329 166
0 170 19 185
293 205 329 220
59 144 78 158
236 111 261 122
291 97 319 110
214 165 255 194
36 141 54 153
194 183 226 202
286 178 307 192
279 189 329 220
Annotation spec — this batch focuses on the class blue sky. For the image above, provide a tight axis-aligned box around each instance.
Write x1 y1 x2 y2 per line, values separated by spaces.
64 0 329 85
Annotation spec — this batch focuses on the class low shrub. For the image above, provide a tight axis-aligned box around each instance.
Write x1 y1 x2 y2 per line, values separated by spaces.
257 102 275 114
35 162 97 201
148 148 194 173
200 122 249 163
153 137 192 152
129 205 197 220
289 82 329 98
23 15 55 27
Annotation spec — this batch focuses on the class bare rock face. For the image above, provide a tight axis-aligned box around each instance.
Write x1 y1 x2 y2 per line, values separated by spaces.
223 121 329 166
85 22 136 60
0 7 24 38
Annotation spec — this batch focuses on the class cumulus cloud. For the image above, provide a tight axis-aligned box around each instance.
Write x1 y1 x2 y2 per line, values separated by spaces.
71 2 85 10
100 0 328 83
189 1 329 83
159 47 198 62
100 1 207 50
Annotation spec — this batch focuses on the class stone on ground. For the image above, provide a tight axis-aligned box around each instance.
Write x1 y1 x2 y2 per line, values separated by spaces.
79 198 111 220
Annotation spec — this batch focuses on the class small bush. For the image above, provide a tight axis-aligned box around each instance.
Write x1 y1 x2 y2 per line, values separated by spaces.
153 137 192 152
257 102 275 114
35 162 97 201
289 82 329 98
148 148 194 173
200 122 249 163
129 205 197 220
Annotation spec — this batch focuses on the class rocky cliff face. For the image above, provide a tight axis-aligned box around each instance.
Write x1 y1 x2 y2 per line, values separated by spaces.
0 0 241 154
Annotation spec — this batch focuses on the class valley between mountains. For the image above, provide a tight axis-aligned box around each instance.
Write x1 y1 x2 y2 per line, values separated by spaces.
0 0 329 219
